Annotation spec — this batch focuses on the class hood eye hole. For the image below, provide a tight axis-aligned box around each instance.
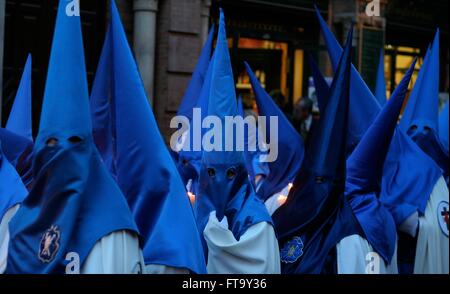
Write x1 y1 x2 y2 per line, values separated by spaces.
46 138 59 147
410 125 418 132
68 136 83 144
423 126 431 133
315 176 324 184
207 168 216 178
226 168 237 180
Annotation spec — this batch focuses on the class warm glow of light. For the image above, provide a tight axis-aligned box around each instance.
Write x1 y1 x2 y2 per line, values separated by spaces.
278 195 288 206
288 183 294 192
188 192 196 205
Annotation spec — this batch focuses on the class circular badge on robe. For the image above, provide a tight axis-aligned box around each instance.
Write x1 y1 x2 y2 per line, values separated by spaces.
38 225 61 263
437 201 449 237
280 236 304 263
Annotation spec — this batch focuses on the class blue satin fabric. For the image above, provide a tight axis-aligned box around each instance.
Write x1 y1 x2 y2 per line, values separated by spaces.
194 10 273 255
345 60 417 263
273 29 364 274
89 1 207 273
0 138 28 221
0 128 34 189
245 62 304 201
237 97 269 187
7 0 139 274
6 54 33 141
381 130 442 225
7 138 138 273
399 29 448 181
307 54 330 112
315 5 444 235
375 49 387 106
439 101 449 154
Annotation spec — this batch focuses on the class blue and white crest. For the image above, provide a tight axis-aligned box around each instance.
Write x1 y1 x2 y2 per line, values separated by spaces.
38 225 61 263
280 236 304 263
437 201 449 237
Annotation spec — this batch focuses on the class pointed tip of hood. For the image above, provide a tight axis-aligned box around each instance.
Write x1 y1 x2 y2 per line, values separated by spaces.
202 9 242 166
308 27 353 177
347 59 417 192
38 0 91 141
6 54 33 140
375 49 387 106
400 29 439 133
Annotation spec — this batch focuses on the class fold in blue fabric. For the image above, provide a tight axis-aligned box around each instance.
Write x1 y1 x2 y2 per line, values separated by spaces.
194 10 272 254
273 28 364 274
89 0 206 273
245 62 304 201
346 60 417 263
6 54 33 141
7 0 138 274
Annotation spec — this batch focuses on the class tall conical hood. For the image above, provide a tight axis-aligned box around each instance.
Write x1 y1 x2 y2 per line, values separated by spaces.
177 26 215 120
345 59 417 263
307 53 330 112
89 0 207 273
202 10 242 165
439 101 449 152
347 59 417 192
273 29 360 274
6 54 33 140
375 49 387 106
400 29 439 133
195 9 272 251
398 29 448 178
37 2 91 142
274 27 353 238
315 5 381 151
245 62 304 200
7 0 138 274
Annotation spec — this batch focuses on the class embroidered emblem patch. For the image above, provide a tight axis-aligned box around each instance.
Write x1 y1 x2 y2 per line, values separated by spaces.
437 201 449 237
280 236 304 263
38 225 61 263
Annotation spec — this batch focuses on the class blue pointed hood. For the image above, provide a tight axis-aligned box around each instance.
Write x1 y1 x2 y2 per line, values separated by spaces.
175 51 216 190
237 97 270 187
0 128 33 189
6 54 33 141
400 30 439 133
346 59 417 263
245 62 304 200
375 49 387 106
177 26 215 120
7 0 138 274
439 101 449 153
0 137 28 222
90 0 207 274
273 29 363 274
195 9 272 248
399 29 448 179
307 53 330 113
315 5 381 151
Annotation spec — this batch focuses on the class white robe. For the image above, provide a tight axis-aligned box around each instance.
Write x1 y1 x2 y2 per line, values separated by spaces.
1 206 182 274
412 177 449 274
0 205 20 274
203 211 281 274
336 235 398 274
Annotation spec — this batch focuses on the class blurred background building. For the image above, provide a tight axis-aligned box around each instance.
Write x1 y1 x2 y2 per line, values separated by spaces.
0 0 449 141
